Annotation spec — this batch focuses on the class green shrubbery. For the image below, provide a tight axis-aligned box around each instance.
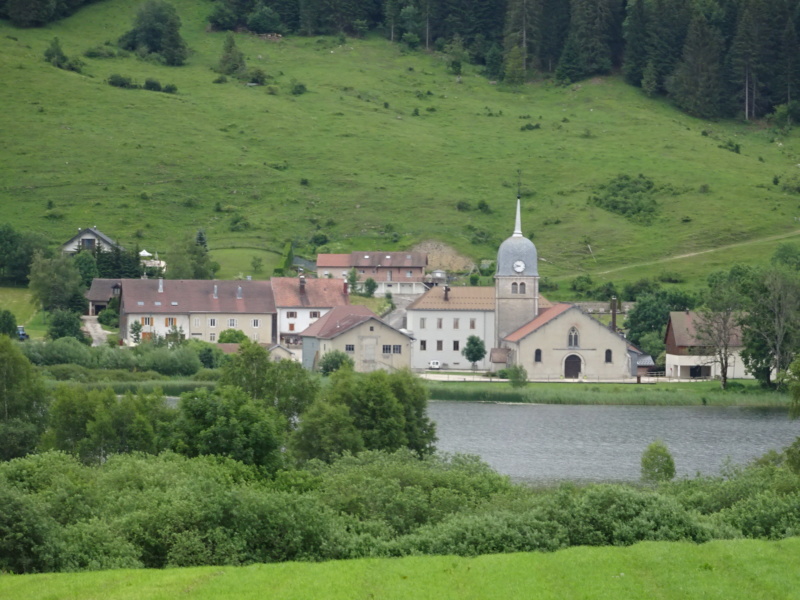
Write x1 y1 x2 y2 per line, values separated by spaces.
589 174 665 224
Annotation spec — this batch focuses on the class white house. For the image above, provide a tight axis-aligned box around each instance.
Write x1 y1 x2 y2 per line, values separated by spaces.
270 276 350 346
62 227 122 254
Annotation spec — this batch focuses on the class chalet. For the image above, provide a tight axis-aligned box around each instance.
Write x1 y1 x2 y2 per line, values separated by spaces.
62 227 122 254
316 251 428 296
664 311 750 380
301 305 412 372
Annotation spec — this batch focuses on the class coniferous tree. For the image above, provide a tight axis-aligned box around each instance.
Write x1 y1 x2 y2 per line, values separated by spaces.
667 13 725 119
119 1 188 66
536 0 570 73
503 45 526 85
623 0 649 86
565 0 615 78
778 18 800 106
554 32 583 83
728 2 762 120
504 0 541 72
218 32 246 75
646 0 691 94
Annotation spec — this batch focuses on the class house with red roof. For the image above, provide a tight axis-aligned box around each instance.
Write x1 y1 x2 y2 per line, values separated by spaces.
316 251 428 296
270 276 350 346
301 305 412 372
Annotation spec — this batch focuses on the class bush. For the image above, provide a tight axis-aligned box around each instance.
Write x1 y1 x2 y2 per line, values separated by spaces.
589 174 663 224
108 74 136 89
97 308 119 328
143 78 162 91
641 440 676 483
162 83 177 94
291 82 307 95
213 74 228 84
41 337 94 367
137 346 202 376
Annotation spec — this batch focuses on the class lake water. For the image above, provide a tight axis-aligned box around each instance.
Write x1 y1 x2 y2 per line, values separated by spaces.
428 401 800 484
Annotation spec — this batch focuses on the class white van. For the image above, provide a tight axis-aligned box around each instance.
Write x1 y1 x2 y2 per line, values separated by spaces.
428 360 441 370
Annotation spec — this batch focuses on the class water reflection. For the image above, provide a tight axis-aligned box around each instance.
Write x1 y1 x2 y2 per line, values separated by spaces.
428 401 800 484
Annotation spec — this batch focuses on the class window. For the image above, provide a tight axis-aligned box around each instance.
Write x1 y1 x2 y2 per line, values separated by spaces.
420 318 426 329
406 270 412 278
287 311 297 318
253 319 260 328
141 316 151 326
453 340 460 351
519 282 526 294
535 349 542 363
382 345 392 354
369 326 374 331
420 340 427 351
345 344 355 352
209 332 216 342
209 318 216 328
193 318 200 327
511 282 518 294
453 318 459 329
387 271 392 281
165 317 176 327
310 311 320 318
605 349 613 363
436 340 443 351
253 332 259 341
229 318 237 328
470 318 476 330
81 238 95 250
392 345 402 354
437 318 443 329
568 327 579 348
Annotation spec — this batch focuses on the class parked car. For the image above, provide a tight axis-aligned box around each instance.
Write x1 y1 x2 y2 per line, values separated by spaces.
428 360 441 370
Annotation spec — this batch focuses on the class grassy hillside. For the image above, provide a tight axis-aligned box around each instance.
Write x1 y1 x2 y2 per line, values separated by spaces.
2 538 798 599
2 0 800 288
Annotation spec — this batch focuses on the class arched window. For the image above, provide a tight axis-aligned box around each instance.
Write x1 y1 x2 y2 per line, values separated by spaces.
534 349 542 363
568 327 579 348
519 282 526 294
605 349 613 363
511 282 518 294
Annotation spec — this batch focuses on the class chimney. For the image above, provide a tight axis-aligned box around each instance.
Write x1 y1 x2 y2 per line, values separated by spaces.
610 296 617 331
444 285 450 301
299 275 306 293
236 285 243 299
213 284 218 299
158 278 163 293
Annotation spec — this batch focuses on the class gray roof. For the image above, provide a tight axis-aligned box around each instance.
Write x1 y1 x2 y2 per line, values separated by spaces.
496 200 538 277
62 227 123 251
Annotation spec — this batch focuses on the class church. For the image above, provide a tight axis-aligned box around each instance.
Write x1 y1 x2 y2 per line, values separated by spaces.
407 200 650 379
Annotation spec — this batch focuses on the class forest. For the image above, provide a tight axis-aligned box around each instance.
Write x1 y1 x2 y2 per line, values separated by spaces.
4 0 800 120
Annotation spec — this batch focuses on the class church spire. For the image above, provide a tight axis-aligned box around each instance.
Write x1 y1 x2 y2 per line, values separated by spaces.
513 196 522 237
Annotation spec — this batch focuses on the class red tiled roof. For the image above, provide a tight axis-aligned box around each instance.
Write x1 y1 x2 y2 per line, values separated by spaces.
407 286 495 311
120 279 275 314
316 254 352 269
350 251 427 268
300 305 378 339
503 303 573 342
271 277 349 308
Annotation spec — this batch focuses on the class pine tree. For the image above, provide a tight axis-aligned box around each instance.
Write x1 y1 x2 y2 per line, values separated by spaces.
566 0 614 77
503 45 526 85
504 0 542 72
554 32 583 83
623 0 648 86
667 13 725 119
218 32 246 75
778 18 800 105
646 0 692 94
538 0 570 73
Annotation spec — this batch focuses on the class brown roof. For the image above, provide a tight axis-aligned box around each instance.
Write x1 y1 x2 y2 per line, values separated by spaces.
351 251 427 268
301 305 383 339
120 279 275 314
316 254 352 269
271 277 349 308
407 286 495 311
86 278 121 302
667 311 743 347
504 303 574 343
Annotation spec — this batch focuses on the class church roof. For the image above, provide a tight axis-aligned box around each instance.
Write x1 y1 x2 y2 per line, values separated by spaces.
503 303 573 342
407 286 495 311
496 199 538 277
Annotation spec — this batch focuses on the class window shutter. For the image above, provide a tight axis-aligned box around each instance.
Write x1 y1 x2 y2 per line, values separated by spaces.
165 318 169 327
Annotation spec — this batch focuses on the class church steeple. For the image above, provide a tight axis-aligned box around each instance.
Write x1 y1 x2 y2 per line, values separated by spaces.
513 196 522 237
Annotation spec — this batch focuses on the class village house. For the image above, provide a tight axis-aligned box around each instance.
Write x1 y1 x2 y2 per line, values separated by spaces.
269 276 350 346
85 278 121 316
316 251 428 296
301 305 413 372
119 278 275 345
664 310 750 380
61 227 122 254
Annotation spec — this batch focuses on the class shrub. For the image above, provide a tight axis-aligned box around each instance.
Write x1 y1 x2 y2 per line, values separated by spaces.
456 201 471 211
143 78 162 91
162 83 177 94
291 82 307 95
97 308 119 328
213 75 228 84
589 173 663 224
248 68 267 85
41 337 94 367
641 440 676 483
108 74 136 89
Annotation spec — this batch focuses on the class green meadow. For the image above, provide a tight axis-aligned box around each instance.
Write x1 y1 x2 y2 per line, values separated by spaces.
2 538 798 600
2 0 800 286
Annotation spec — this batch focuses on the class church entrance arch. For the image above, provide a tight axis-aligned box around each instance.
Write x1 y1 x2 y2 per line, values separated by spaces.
564 354 582 379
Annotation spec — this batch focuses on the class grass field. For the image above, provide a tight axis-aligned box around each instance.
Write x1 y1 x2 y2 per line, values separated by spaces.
3 0 800 290
426 379 790 407
1 538 798 600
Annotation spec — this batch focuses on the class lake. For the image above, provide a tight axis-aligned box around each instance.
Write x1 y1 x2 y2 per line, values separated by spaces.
428 401 800 484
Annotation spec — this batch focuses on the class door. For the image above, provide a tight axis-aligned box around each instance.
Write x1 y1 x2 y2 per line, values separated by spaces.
565 354 581 378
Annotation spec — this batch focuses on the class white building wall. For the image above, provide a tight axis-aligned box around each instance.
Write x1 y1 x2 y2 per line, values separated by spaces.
277 307 328 339
407 309 495 370
665 349 752 380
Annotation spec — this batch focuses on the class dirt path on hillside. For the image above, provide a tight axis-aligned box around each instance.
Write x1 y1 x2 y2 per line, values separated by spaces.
595 228 800 277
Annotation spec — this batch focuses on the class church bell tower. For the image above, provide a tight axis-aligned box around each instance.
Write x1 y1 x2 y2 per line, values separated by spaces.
495 198 539 343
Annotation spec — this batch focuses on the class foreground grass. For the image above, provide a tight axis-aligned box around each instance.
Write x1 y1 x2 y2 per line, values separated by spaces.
2 538 798 600
427 380 789 407
2 0 800 289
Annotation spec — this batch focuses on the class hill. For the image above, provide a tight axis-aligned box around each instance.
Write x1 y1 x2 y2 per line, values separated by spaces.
1 538 798 599
2 0 800 290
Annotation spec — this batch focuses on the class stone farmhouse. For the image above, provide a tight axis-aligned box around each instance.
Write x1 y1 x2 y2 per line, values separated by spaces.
301 305 413 372
664 311 750 380
316 251 428 296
